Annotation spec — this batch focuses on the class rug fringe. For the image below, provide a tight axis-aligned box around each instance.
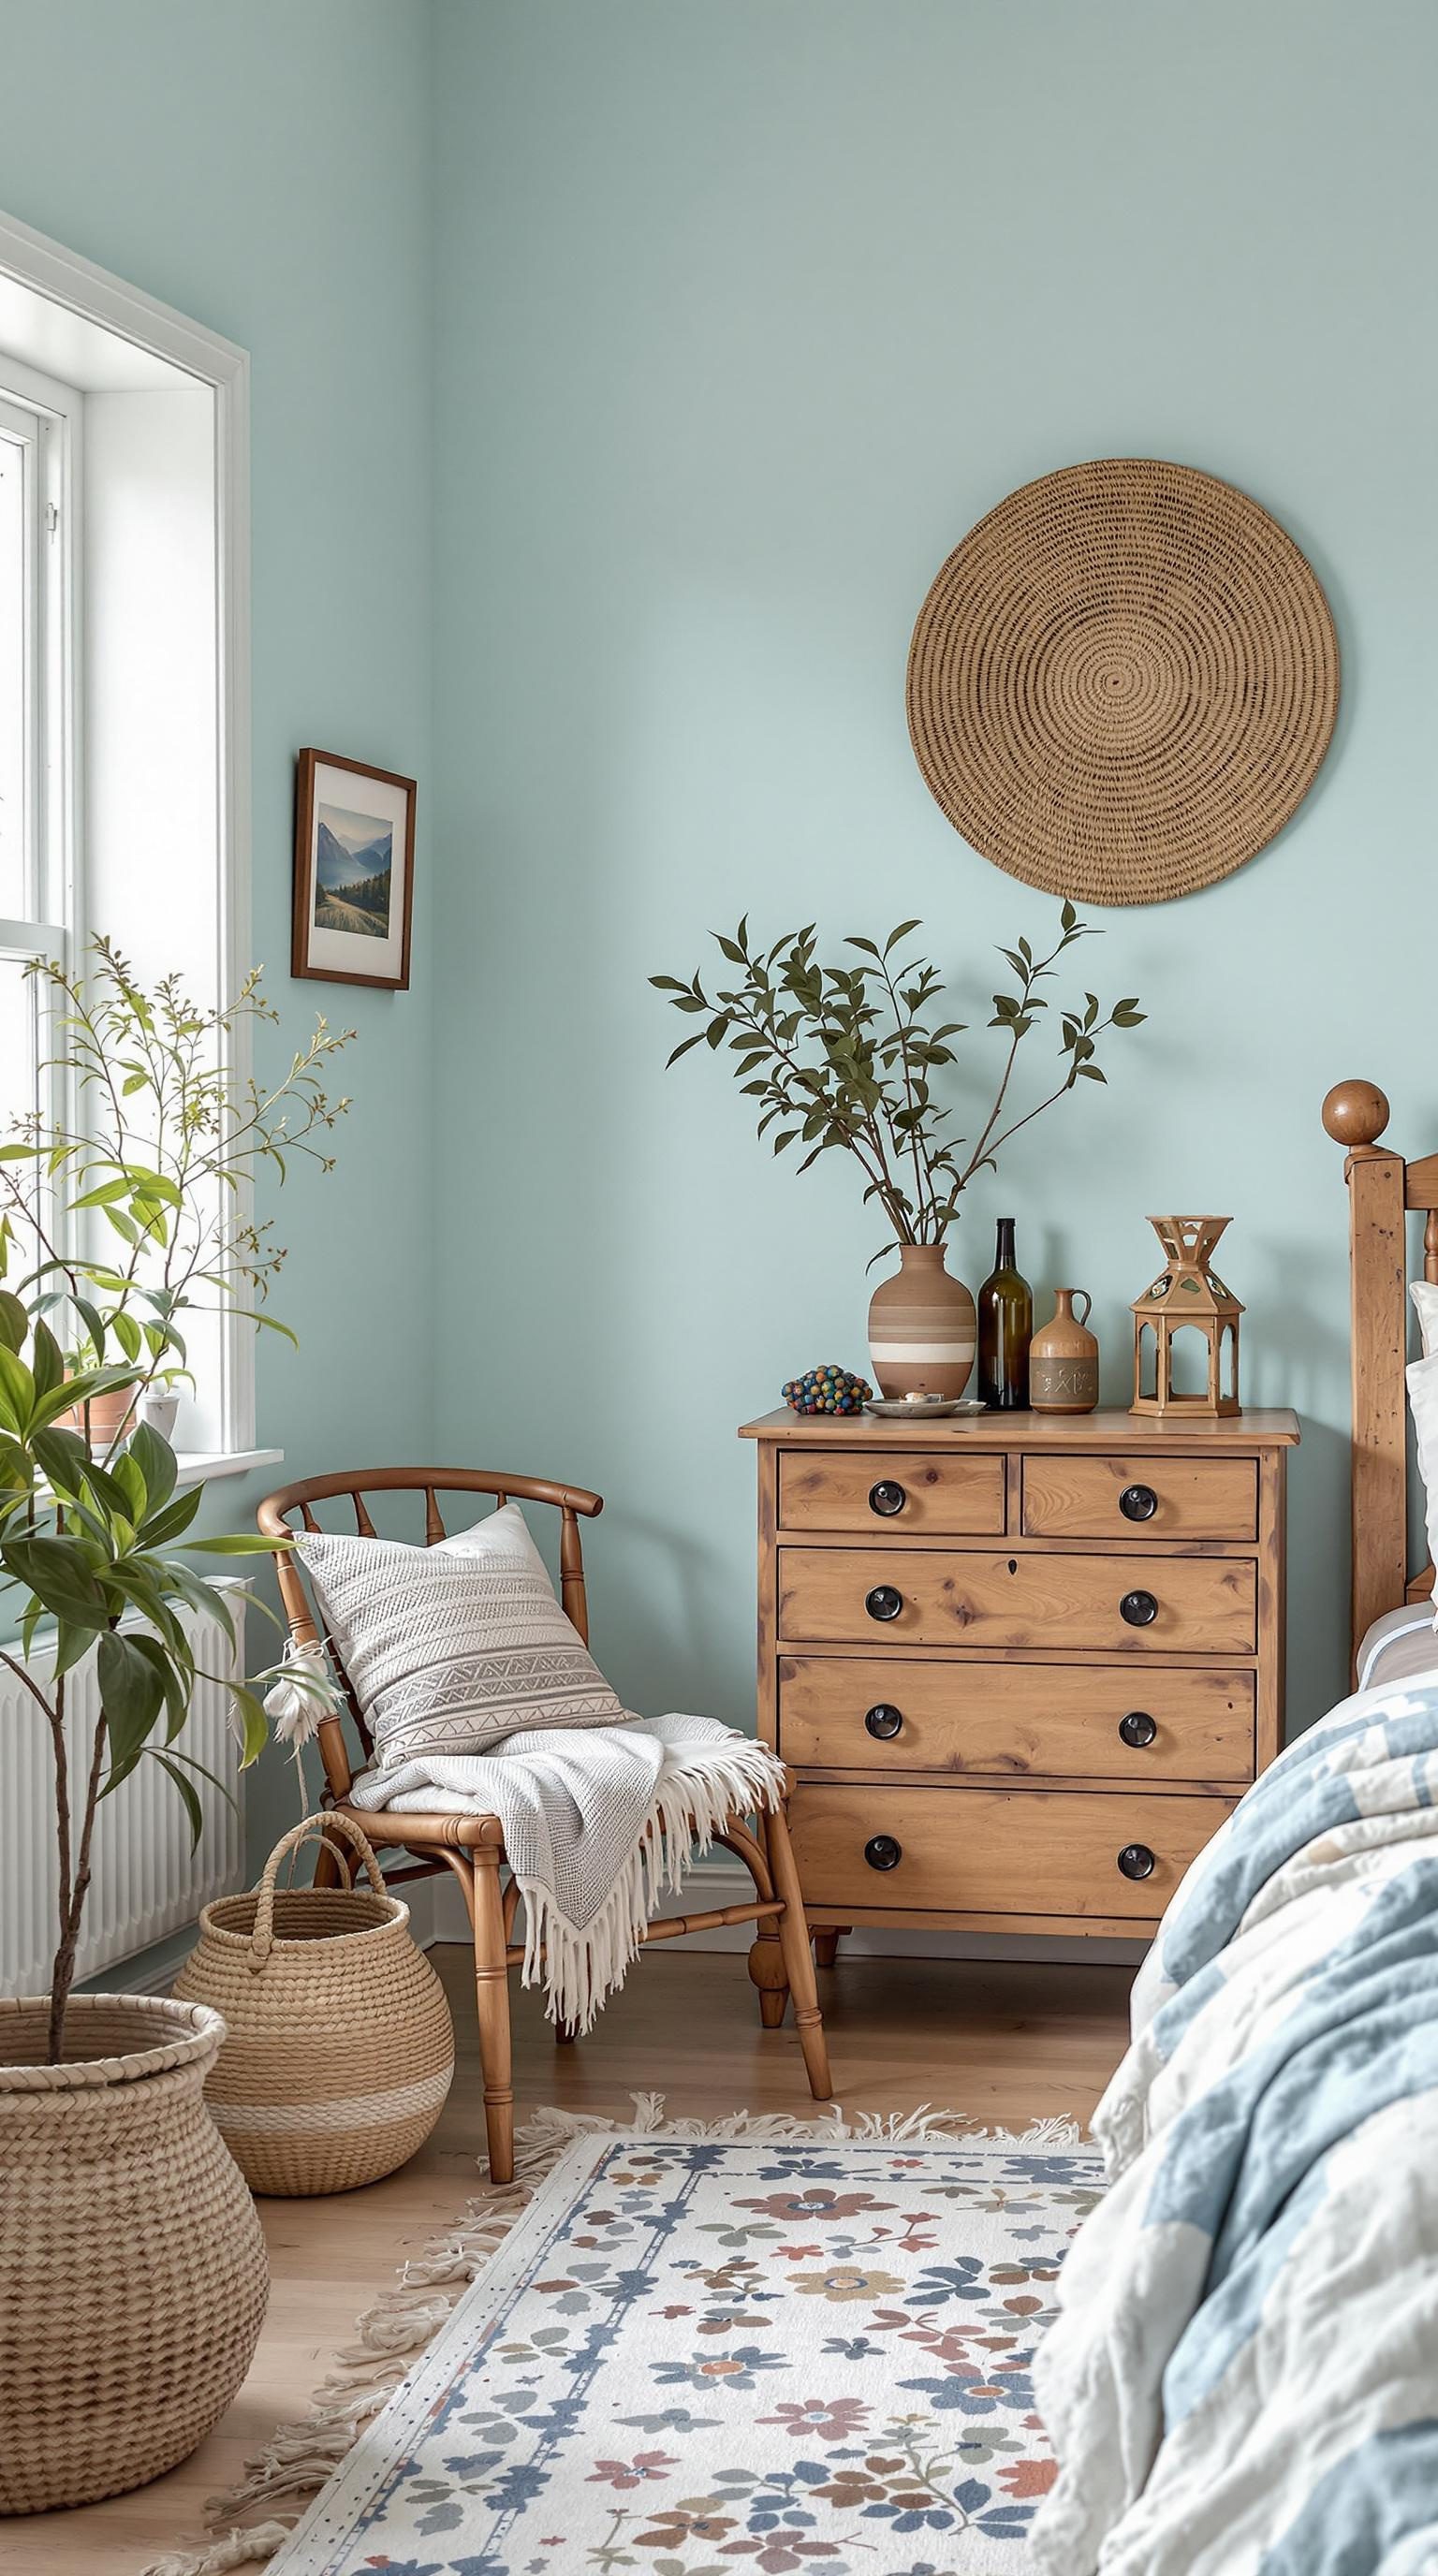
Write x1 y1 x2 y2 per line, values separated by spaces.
144 2526 296 2576
520 2092 1082 2153
140 2092 1082 2575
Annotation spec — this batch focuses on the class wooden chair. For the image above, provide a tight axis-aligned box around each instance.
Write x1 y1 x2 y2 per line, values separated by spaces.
256 1467 832 2184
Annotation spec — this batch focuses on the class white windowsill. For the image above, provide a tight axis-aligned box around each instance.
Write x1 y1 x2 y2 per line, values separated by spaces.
172 1446 284 1487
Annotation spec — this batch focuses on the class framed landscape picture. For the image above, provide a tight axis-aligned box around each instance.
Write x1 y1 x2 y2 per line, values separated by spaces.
292 748 417 990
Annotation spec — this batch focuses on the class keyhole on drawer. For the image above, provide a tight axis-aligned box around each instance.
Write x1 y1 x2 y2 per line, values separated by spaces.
1007 1558 1018 1575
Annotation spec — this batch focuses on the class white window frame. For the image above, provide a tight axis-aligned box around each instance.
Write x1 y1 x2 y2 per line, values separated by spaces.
0 357 80 1325
0 363 75 951
0 206 272 1483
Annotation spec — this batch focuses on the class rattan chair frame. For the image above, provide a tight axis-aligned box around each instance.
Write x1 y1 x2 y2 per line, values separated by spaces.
257 1467 830 2181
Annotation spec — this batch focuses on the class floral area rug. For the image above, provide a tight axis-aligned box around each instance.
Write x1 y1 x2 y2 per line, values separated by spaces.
255 2115 1103 2576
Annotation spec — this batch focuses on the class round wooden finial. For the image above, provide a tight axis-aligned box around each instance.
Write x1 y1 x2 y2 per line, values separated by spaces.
1322 1078 1389 1148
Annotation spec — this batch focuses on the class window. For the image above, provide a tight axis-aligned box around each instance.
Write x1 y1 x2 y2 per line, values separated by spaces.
0 206 261 1474
0 363 74 1151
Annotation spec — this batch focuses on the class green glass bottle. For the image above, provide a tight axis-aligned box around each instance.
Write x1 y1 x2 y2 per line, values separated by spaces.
977 1217 1033 1410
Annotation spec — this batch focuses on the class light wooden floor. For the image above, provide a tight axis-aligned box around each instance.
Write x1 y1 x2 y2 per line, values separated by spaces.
8 1943 1133 2575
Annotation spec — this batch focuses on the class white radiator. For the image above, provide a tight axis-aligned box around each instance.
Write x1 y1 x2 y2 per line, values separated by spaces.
1 1597 246 1994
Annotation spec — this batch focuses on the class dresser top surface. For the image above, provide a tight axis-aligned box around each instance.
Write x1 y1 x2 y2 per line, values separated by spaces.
739 1404 1300 1449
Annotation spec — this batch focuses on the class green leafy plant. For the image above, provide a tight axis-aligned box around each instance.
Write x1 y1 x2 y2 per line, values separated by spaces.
0 942 353 2058
653 902 1144 1259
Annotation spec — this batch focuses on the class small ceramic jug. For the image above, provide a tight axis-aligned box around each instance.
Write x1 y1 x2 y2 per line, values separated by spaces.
1028 1288 1099 1413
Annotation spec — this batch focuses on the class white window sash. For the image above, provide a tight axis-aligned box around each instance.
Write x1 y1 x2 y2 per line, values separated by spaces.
0 206 256 1460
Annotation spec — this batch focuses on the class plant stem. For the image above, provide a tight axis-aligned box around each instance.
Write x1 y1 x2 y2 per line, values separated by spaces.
980 1037 1115 1167
878 954 939 1241
955 928 1071 1191
0 1658 74 2053
45 1670 72 2062
957 1018 1025 1191
47 1687 110 2064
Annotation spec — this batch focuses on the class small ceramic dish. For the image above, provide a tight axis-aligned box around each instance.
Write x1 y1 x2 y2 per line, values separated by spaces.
863 1395 986 1420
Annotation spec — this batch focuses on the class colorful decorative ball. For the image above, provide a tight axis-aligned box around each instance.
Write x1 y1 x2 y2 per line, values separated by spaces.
782 1363 873 1417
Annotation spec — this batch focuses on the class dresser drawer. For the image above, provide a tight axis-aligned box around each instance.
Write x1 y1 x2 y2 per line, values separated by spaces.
778 1448 1005 1535
777 1547 1257 1653
1022 1454 1257 1541
777 1655 1255 1782
788 1781 1231 1920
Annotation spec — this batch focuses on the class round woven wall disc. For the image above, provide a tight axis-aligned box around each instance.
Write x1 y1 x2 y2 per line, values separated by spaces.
906 459 1339 906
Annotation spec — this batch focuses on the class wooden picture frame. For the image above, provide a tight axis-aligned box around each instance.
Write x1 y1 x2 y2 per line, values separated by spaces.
292 748 416 990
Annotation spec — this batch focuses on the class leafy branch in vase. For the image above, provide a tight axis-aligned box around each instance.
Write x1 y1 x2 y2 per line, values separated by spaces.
652 902 1144 1257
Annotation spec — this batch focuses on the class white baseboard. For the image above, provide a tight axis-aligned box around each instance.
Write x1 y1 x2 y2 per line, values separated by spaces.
77 1923 198 1996
82 1862 1148 1995
415 1861 1147 1970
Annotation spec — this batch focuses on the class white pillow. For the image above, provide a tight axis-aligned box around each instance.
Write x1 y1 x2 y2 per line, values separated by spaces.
1411 1279 1438 1358
298 1501 625 1767
1406 1354 1438 1616
1356 1602 1438 1691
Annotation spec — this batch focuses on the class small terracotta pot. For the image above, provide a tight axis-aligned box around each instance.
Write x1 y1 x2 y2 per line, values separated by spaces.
54 1391 136 1453
54 1383 137 1445
867 1244 976 1399
1029 1287 1099 1413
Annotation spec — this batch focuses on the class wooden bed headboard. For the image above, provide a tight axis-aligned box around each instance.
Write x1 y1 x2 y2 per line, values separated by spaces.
1323 1076 1438 1665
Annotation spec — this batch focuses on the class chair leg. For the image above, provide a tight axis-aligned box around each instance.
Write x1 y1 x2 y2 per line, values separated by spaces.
472 1848 515 2185
747 1918 789 2027
812 1925 849 1970
764 1801 832 2102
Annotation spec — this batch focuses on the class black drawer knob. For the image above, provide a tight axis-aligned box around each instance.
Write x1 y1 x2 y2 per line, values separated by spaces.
1119 1710 1157 1749
1120 1483 1159 1522
865 1584 904 1622
1117 1842 1156 1881
864 1703 903 1740
865 1834 902 1871
1120 1588 1158 1627
869 1479 907 1517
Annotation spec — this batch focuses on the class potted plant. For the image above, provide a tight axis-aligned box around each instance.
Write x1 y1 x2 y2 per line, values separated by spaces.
653 904 1144 1397
0 941 349 2515
137 1359 192 1444
54 1330 139 1443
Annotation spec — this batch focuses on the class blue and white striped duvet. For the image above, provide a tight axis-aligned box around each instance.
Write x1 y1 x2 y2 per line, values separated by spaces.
1032 1665 1438 2575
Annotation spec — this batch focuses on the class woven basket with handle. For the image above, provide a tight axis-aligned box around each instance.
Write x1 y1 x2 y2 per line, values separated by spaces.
173 1810 455 2195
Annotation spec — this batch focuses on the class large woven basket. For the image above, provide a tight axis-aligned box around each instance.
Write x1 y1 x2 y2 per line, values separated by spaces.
0 1992 269 2515
173 1811 454 2196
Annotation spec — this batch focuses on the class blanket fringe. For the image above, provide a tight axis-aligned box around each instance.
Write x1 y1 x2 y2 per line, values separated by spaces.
141 2092 1082 2576
516 1732 788 2030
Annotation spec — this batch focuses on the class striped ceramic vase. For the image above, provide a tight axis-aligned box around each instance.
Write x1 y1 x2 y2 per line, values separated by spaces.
867 1242 976 1399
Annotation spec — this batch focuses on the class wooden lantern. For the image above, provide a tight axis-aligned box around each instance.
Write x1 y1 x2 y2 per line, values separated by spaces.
1130 1216 1242 1417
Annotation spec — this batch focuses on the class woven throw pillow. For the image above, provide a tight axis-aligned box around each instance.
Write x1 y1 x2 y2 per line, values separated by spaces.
298 1502 625 1767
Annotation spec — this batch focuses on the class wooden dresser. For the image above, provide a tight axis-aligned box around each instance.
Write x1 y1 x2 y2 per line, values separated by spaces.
739 1405 1299 1950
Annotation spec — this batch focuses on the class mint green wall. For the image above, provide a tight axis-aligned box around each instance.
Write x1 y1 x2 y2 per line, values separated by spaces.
4 0 1434 1900
0 0 434 1859
428 0 1436 1747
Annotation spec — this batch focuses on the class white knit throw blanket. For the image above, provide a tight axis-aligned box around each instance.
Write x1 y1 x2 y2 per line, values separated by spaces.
346 1715 785 2032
